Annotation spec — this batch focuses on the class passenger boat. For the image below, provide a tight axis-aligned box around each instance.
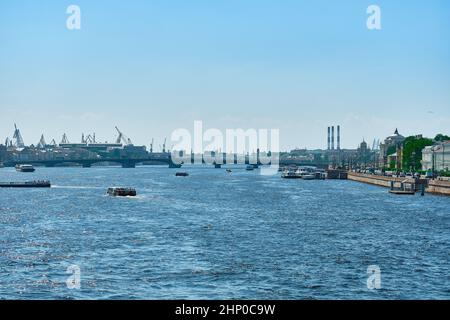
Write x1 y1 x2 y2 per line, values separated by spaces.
0 180 51 188
15 164 36 172
107 187 137 197
281 170 302 179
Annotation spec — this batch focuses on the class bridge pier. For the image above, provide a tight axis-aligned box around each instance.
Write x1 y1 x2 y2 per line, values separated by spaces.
122 162 136 168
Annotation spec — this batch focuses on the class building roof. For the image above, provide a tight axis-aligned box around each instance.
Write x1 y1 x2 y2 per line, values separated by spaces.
387 128 404 139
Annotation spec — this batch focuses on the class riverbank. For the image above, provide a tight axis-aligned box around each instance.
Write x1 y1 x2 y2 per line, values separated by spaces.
347 172 450 196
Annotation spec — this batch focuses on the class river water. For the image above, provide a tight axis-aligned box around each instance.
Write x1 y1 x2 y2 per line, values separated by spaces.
0 166 449 299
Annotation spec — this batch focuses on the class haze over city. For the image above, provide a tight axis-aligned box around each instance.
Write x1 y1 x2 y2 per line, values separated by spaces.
1 0 449 150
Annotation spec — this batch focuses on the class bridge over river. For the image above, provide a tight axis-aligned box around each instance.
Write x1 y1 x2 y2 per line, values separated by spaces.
4 154 328 169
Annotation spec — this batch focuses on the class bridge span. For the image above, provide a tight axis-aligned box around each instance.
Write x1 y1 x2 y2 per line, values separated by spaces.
4 154 328 169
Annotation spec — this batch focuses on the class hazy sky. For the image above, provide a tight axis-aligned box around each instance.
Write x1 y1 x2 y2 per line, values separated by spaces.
1 0 449 151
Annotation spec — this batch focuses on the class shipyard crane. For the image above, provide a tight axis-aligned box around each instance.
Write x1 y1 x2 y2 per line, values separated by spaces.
61 133 69 144
12 123 25 148
115 126 133 145
162 138 167 153
37 134 46 149
150 138 154 153
85 134 96 144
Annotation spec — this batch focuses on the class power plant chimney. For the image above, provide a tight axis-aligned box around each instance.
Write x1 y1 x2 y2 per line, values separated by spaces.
327 127 331 150
337 125 341 150
331 126 335 150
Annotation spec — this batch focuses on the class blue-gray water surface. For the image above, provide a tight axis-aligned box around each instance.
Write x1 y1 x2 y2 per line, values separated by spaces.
0 166 449 299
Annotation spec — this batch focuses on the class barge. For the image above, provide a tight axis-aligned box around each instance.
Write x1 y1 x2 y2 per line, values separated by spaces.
0 180 51 188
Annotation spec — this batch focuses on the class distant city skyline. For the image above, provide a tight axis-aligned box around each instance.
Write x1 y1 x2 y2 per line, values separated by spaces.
1 0 450 150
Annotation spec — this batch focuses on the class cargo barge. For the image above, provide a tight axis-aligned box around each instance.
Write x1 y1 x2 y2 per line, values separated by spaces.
0 180 51 188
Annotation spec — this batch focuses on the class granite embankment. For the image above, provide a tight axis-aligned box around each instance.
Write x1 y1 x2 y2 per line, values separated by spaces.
347 172 450 196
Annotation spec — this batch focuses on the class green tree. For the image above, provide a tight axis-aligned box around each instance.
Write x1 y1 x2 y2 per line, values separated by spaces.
402 136 433 172
434 134 450 142
386 145 396 156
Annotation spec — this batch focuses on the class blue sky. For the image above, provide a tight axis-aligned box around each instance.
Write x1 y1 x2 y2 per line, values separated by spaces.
1 0 449 150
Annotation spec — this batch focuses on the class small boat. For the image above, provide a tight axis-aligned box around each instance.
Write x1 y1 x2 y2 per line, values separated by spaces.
107 187 137 197
0 162 4 168
169 162 183 169
246 165 255 171
0 180 51 188
281 170 302 179
175 172 189 177
15 164 35 172
389 189 416 195
226 169 232 173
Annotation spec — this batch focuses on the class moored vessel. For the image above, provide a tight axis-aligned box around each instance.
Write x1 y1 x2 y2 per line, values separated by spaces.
0 180 51 188
15 164 36 172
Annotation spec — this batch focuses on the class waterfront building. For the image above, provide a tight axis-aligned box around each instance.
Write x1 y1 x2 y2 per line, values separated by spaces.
421 141 450 172
356 139 372 168
379 129 405 167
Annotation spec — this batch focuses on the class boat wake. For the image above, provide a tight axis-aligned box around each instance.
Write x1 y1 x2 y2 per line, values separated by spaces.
51 185 103 190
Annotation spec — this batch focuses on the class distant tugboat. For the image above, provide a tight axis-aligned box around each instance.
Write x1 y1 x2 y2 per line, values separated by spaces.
15 164 36 172
107 187 137 197
0 180 51 188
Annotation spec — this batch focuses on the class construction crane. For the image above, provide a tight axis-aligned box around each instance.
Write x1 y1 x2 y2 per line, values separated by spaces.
115 126 133 146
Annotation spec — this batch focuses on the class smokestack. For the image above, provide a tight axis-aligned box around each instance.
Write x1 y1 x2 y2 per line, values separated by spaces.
337 125 341 150
327 127 330 150
331 126 335 150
